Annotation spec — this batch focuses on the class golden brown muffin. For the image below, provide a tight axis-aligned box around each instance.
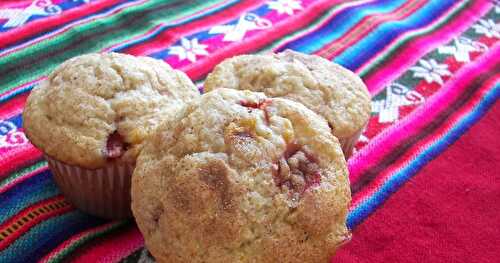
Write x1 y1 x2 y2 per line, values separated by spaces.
204 50 371 158
132 88 351 263
23 52 200 169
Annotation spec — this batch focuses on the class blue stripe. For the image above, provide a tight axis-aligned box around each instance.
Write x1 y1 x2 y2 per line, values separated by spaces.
335 0 457 70
6 113 22 128
112 0 241 52
0 1 238 105
277 0 406 54
0 84 36 105
0 211 106 263
148 2 272 60
0 0 87 33
347 82 500 229
0 0 140 48
0 169 59 223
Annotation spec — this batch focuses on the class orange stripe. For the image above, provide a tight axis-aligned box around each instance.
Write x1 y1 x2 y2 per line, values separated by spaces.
0 195 73 251
316 0 426 59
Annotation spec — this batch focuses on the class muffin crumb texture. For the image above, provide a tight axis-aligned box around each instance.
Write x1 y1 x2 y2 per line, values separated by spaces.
23 53 199 168
204 50 371 143
132 88 351 263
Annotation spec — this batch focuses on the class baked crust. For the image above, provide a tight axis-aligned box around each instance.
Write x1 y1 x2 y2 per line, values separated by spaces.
204 50 371 145
23 52 199 168
132 88 351 263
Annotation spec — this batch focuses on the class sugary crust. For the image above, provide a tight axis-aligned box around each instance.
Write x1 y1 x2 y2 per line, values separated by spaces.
204 50 371 143
132 88 351 263
23 53 199 169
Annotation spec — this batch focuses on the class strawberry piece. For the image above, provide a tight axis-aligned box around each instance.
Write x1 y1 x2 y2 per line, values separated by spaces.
105 131 127 159
272 142 321 196
240 99 272 124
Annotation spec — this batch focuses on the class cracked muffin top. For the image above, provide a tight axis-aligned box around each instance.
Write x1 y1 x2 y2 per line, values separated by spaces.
131 88 351 263
23 52 200 169
204 50 371 145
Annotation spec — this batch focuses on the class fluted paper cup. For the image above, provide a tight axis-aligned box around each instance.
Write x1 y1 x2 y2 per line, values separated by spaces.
338 123 367 159
45 155 134 219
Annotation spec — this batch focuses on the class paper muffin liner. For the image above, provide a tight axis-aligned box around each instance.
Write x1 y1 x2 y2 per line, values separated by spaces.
45 155 134 219
338 124 366 159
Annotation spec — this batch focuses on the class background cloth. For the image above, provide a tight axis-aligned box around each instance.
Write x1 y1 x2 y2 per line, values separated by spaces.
0 0 498 262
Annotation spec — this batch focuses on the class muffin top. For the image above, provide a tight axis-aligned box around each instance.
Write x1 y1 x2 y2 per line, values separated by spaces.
204 50 371 142
23 52 199 169
131 88 351 263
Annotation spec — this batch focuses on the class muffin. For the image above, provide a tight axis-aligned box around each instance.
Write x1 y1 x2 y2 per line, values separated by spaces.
23 52 200 218
132 88 351 263
204 50 371 158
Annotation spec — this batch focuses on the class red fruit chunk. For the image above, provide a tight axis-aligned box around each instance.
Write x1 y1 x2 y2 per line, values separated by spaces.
240 99 272 124
239 100 261 109
272 142 321 196
105 131 127 159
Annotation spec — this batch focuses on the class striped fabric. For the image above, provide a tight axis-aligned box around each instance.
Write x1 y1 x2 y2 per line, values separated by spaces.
0 0 498 262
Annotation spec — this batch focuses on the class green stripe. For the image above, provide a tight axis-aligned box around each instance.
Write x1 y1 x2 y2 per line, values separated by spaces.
358 0 470 77
194 0 367 82
0 0 157 67
258 1 354 53
45 221 129 263
376 5 498 101
0 0 227 94
0 160 47 189
462 7 500 39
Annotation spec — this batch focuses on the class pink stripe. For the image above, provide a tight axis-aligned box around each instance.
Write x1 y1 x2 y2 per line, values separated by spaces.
104 0 240 52
180 0 340 80
104 24 163 52
123 0 267 56
348 41 500 184
0 1 148 58
0 77 44 102
0 1 262 99
39 221 123 263
0 1 31 9
351 74 500 207
0 1 253 98
271 0 375 52
0 93 28 119
0 144 42 179
70 226 144 263
0 164 47 195
319 0 428 59
359 0 492 95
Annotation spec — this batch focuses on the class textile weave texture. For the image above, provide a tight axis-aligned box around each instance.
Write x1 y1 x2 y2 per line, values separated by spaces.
0 0 499 262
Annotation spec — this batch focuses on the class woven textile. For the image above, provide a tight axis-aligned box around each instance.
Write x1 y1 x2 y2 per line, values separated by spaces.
0 1 498 262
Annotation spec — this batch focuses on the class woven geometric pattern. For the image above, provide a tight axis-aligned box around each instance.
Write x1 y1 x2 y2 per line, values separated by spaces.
0 1 498 262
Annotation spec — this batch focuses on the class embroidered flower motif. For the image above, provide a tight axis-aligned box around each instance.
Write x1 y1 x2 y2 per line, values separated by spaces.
169 37 209 63
0 120 27 148
359 134 369 143
472 19 500 38
409 59 451 85
0 120 16 137
438 37 488 63
267 0 302 15
371 83 425 123
209 13 272 42
0 0 61 28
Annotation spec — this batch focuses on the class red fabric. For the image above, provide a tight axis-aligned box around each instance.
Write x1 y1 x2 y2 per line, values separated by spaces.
334 101 500 262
